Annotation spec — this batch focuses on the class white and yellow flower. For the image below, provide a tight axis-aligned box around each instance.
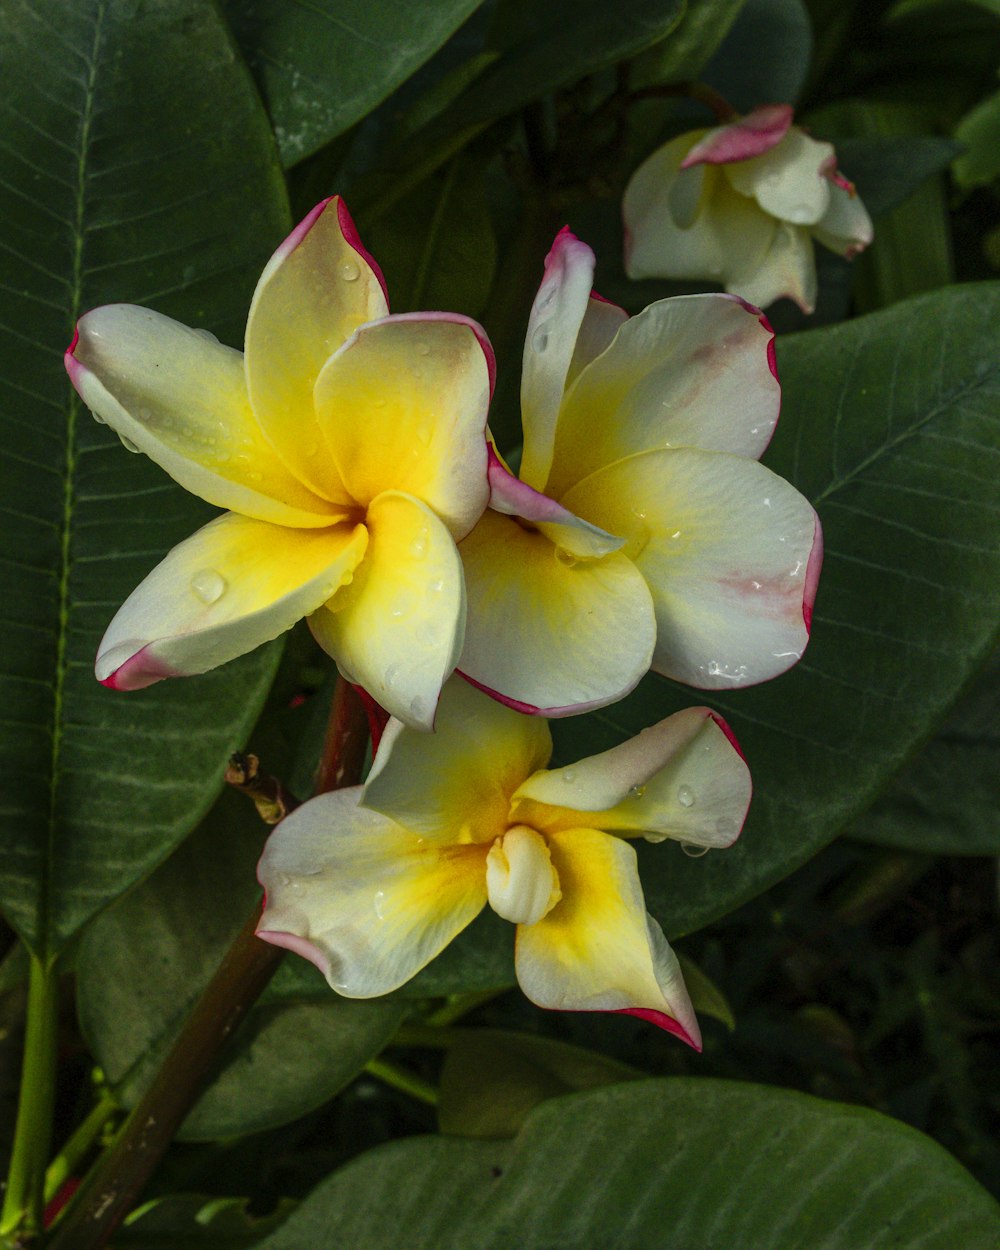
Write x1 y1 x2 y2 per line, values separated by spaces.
623 103 874 313
257 678 752 1046
457 227 821 715
66 197 494 728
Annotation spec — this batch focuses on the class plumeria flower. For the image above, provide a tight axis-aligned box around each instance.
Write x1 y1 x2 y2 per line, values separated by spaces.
257 678 752 1047
623 103 874 313
457 228 822 715
65 197 494 729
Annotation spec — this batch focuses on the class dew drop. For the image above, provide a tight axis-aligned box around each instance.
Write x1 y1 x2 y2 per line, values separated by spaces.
554 547 577 568
428 578 444 593
373 889 386 919
384 664 399 690
410 530 428 559
190 568 227 604
340 259 360 282
531 325 550 353
562 769 576 784
409 695 425 721
91 410 107 425
677 784 696 808
628 783 647 800
681 843 710 858
118 434 141 454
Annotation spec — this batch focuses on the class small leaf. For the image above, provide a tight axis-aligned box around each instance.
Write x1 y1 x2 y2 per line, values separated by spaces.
954 88 1000 189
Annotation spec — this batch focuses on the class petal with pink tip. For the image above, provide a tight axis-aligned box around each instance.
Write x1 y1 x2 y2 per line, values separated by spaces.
725 128 834 226
96 513 367 690
563 448 821 689
546 293 779 498
511 707 751 848
314 313 492 539
519 228 596 491
308 492 465 730
458 510 655 715
67 306 337 527
257 790 487 997
362 676 551 841
812 181 874 258
244 198 388 502
487 448 623 559
681 104 794 167
514 826 700 1048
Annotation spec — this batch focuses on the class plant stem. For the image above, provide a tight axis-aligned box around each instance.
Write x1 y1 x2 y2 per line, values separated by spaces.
44 678 368 1250
364 1058 439 1107
0 953 60 1242
44 1090 117 1205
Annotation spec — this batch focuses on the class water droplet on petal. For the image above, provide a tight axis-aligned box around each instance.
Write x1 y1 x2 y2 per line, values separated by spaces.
91 410 107 425
531 325 550 353
681 842 710 858
677 784 696 808
409 695 425 721
428 578 444 593
384 664 399 690
190 568 227 604
628 783 647 800
410 530 428 559
562 769 575 783
373 889 386 919
340 259 360 282
554 547 577 568
119 434 141 453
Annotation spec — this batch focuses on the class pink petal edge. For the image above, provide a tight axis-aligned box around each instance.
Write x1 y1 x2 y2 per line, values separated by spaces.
256 928 332 979
680 103 795 169
364 310 496 399
335 198 390 309
98 644 181 691
457 670 628 720
802 513 824 632
352 683 390 754
616 1007 703 1050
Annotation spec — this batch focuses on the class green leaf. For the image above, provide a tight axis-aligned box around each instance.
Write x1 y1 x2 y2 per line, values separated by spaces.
76 792 405 1141
832 135 963 219
954 88 1000 189
629 0 749 88
437 1028 640 1138
0 0 289 958
116 1194 296 1247
704 0 812 110
847 650 1000 854
223 0 485 167
253 1080 1000 1249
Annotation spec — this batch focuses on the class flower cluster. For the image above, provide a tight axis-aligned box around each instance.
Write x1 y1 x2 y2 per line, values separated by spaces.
66 190 821 1042
623 104 873 313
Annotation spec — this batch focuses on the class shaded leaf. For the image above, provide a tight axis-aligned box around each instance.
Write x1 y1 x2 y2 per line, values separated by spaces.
0 0 288 957
116 1194 296 1247
254 1079 1000 1249
954 88 1000 189
704 0 812 110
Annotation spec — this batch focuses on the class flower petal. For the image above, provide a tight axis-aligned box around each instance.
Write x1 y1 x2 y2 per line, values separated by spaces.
725 128 834 225
257 789 487 996
546 293 779 498
519 228 596 492
458 510 655 715
566 295 629 389
563 448 821 689
244 197 388 501
681 104 795 167
514 827 700 1048
623 135 726 281
511 707 751 848
362 676 551 842
728 221 816 314
67 307 337 527
487 448 624 559
309 492 466 729
97 513 367 690
812 181 874 258
314 313 492 538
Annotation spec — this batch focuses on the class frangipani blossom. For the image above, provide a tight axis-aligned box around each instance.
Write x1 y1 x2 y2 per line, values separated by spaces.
457 228 821 715
66 197 494 729
257 679 752 1047
623 104 874 313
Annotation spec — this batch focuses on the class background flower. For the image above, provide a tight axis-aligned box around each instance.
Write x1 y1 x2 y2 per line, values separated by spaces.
66 197 494 728
258 679 752 1048
623 103 874 313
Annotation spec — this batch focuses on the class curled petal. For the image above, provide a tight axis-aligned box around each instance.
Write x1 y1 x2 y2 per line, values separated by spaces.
812 181 874 258
519 228 596 491
244 197 388 501
681 104 795 167
309 492 465 730
730 221 817 314
257 790 487 997
458 510 655 716
487 447 623 559
315 313 492 538
547 292 780 497
725 129 834 226
511 707 751 848
514 827 701 1048
364 677 551 842
97 514 367 690
67 307 336 527
564 449 821 689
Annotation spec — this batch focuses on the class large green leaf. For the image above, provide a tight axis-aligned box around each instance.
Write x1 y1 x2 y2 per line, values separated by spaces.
0 0 290 957
704 0 812 109
223 0 485 167
254 1079 1000 1249
76 791 405 1141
